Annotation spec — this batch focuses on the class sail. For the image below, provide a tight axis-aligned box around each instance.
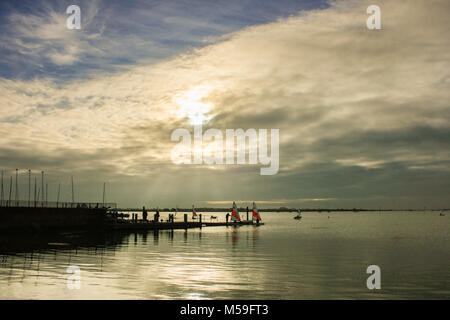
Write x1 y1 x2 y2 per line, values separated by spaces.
252 202 262 221
231 201 241 222
192 205 198 217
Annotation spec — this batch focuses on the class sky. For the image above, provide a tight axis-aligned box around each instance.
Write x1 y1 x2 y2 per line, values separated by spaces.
0 0 449 209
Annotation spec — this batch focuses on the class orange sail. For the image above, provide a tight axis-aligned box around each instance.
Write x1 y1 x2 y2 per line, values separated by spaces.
231 201 241 222
252 202 262 221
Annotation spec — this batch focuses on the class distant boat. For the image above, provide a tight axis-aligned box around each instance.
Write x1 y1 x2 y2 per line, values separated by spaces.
440 210 445 216
294 210 302 220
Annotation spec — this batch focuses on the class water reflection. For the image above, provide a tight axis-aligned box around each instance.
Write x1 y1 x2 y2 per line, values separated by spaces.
0 212 449 299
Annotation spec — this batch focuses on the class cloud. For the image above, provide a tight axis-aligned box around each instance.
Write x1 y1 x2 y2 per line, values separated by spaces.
0 0 326 80
0 0 448 208
3 1 103 67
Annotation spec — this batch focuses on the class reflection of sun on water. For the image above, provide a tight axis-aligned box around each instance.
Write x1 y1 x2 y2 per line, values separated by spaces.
174 85 213 125
184 292 207 300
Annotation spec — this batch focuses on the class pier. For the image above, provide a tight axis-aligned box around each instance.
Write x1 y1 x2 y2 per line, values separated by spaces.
0 201 264 234
108 214 263 231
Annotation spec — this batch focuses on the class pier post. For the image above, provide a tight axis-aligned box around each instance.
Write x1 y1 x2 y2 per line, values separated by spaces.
246 206 249 221
199 214 202 228
184 213 187 223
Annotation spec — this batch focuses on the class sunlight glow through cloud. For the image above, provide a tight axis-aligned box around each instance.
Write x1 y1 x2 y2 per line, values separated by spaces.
174 85 214 125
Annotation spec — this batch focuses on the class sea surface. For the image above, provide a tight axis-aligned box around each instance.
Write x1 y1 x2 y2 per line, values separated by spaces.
0 211 449 299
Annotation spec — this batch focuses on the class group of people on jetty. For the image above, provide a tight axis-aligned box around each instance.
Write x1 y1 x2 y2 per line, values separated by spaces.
140 207 163 222
131 201 263 224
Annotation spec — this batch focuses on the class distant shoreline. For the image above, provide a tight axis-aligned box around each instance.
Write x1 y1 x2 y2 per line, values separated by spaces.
116 208 448 213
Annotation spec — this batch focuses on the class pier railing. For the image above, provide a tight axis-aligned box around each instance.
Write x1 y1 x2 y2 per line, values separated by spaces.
0 200 117 209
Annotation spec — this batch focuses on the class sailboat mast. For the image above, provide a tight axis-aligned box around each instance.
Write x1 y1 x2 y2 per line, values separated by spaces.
41 171 44 203
28 169 31 207
15 169 18 206
0 170 3 206
71 176 74 203
8 176 12 205
56 183 61 208
34 177 37 207
102 182 106 206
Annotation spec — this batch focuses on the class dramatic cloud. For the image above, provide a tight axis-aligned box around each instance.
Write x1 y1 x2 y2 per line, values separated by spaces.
0 0 448 208
0 0 326 80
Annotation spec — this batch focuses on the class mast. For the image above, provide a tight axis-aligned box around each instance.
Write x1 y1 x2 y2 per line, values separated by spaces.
15 169 18 206
71 176 74 203
28 169 31 207
34 177 37 207
8 176 12 206
46 183 48 206
56 183 61 208
0 170 3 207
102 182 106 206
41 171 44 204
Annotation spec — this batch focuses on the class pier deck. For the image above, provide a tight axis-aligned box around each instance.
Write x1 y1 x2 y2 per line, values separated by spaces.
108 220 263 231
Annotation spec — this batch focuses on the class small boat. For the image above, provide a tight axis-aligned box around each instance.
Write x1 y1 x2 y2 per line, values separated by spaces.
252 202 262 223
231 201 242 222
294 210 302 220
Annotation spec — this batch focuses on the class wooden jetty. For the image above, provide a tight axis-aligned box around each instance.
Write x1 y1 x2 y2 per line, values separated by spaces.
110 221 201 231
108 214 264 231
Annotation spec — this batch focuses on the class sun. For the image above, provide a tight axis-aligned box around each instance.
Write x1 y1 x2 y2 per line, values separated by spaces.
174 85 213 125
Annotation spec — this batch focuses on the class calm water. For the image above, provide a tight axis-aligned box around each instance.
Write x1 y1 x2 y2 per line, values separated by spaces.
0 211 449 299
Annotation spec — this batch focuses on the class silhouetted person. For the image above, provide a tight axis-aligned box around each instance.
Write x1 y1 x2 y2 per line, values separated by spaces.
142 206 148 221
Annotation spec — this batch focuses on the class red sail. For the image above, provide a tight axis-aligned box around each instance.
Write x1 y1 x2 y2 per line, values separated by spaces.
253 209 262 221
